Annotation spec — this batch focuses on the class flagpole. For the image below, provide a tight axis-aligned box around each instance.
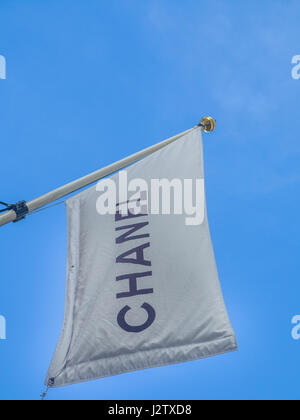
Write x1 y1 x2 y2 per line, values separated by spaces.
0 118 215 227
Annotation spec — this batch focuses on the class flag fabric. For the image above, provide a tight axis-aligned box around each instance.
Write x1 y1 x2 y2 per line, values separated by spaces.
45 127 237 388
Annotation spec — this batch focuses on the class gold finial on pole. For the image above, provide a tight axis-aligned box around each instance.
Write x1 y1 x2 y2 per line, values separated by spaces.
199 116 216 133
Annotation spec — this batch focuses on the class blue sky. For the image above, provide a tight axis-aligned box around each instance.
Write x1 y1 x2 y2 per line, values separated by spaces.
0 0 300 400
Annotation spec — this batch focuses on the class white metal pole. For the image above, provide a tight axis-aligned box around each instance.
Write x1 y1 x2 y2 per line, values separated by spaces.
0 126 198 227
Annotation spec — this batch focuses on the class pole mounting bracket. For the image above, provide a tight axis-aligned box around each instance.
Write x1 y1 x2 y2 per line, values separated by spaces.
0 200 29 223
12 200 29 222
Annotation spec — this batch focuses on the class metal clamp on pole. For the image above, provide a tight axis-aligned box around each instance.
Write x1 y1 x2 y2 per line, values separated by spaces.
12 200 29 222
0 200 29 223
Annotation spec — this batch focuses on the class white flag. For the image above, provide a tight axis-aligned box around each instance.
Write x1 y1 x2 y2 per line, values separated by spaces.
46 127 237 388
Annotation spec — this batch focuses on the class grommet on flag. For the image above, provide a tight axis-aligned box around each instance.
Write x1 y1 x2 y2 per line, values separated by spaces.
41 378 55 400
